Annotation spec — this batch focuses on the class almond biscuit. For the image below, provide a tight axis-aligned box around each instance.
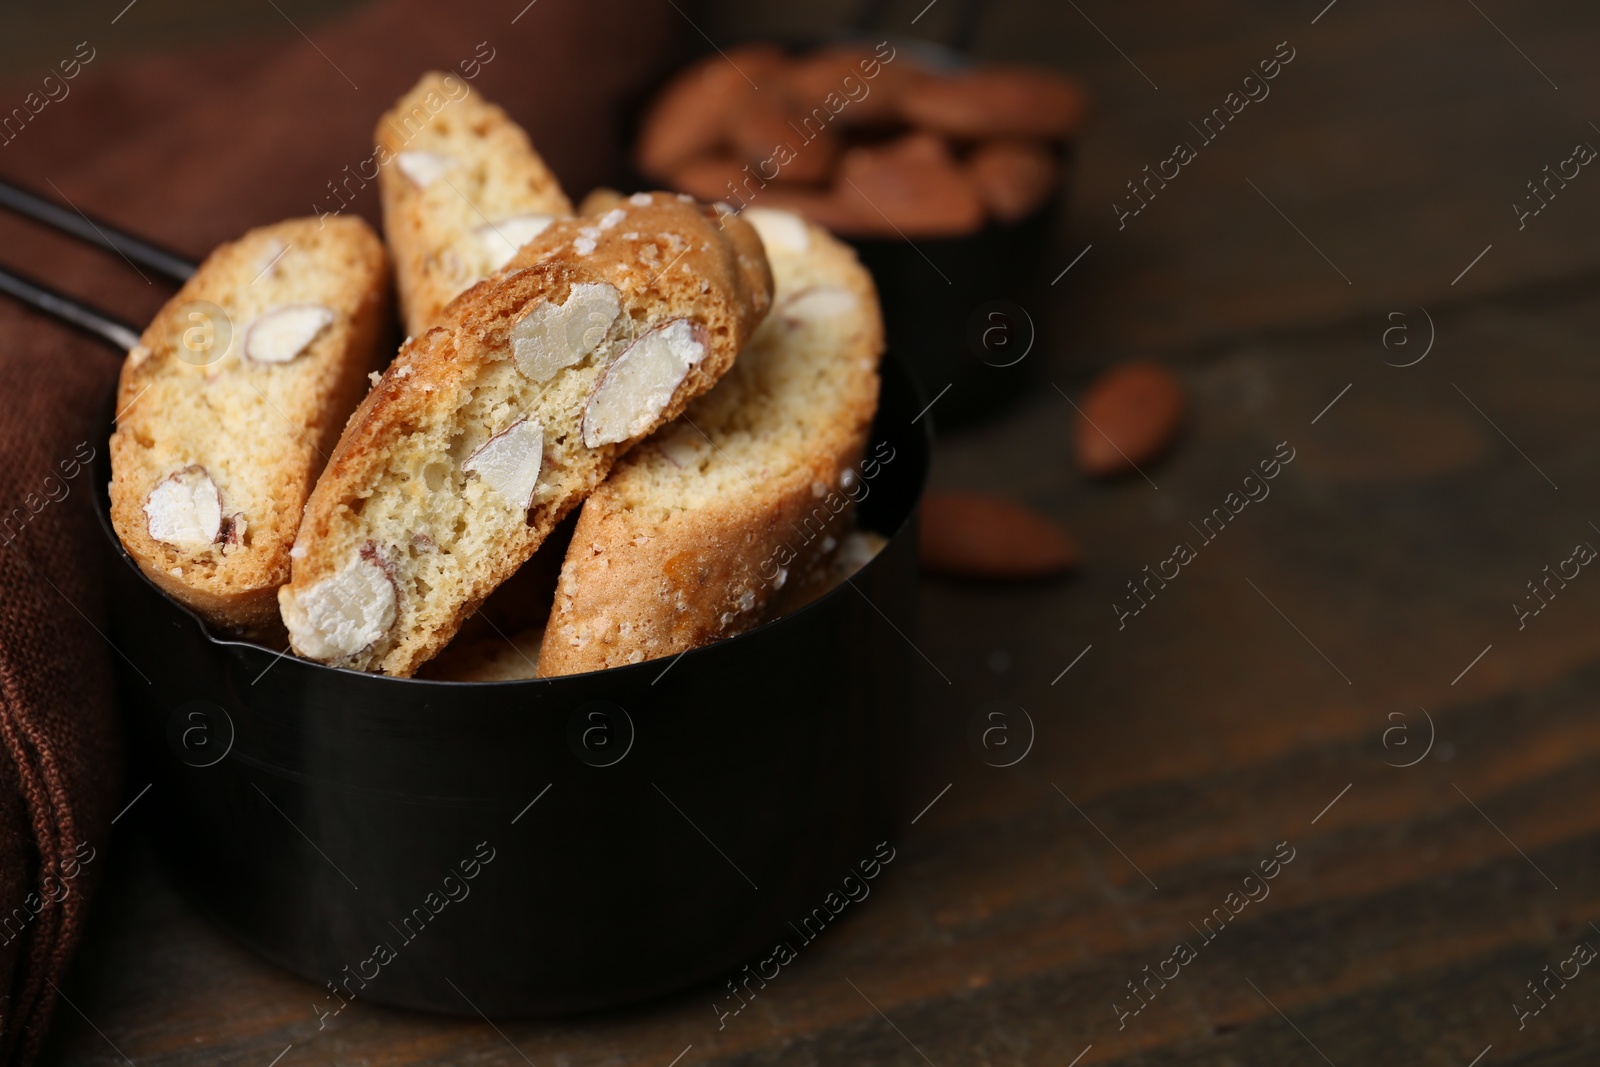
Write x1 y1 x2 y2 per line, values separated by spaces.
110 217 391 631
280 194 772 675
538 207 882 675
377 71 573 335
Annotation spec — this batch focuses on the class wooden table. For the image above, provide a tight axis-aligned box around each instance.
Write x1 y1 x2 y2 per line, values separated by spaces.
39 0 1600 1063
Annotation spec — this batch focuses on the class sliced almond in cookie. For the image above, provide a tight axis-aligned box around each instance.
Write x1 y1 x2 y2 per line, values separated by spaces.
777 286 858 326
396 150 455 187
244 305 335 364
144 465 222 547
280 548 398 660
477 214 556 271
463 417 545 509
656 424 709 469
919 491 1078 579
582 319 708 447
744 207 809 254
510 281 622 382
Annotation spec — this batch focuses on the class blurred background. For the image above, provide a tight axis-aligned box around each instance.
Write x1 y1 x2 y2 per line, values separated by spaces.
6 0 1600 1064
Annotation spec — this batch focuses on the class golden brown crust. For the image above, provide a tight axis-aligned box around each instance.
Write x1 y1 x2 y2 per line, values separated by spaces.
376 71 573 336
281 193 773 676
109 216 391 631
538 208 882 675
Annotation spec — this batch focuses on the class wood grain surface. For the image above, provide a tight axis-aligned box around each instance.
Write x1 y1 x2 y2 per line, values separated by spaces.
33 0 1600 1063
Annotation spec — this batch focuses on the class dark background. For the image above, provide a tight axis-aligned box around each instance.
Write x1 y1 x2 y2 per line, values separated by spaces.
9 0 1600 1064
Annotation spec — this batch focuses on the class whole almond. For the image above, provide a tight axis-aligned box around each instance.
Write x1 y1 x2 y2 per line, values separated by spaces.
835 133 986 238
784 47 923 127
1074 362 1185 477
728 96 839 184
636 45 786 178
969 139 1060 224
900 67 1086 140
920 491 1079 579
667 154 846 224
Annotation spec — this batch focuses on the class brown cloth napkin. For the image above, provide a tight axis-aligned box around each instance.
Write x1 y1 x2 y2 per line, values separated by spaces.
0 1 677 1059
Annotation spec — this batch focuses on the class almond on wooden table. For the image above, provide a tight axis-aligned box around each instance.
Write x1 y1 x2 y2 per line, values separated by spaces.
1074 362 1186 477
919 491 1078 579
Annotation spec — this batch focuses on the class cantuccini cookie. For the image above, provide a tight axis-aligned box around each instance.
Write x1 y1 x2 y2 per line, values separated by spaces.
376 71 573 336
279 194 773 676
537 207 882 676
109 217 391 631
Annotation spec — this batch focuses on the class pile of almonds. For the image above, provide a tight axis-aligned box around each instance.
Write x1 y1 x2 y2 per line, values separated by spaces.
920 362 1186 580
636 43 1085 239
